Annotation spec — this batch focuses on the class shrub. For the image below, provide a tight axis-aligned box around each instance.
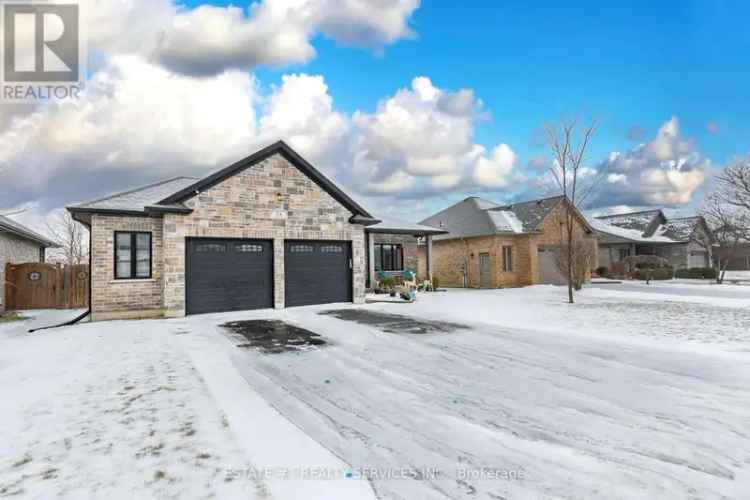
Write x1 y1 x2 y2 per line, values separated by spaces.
595 266 609 278
379 277 396 290
633 267 674 280
432 276 440 290
675 267 717 279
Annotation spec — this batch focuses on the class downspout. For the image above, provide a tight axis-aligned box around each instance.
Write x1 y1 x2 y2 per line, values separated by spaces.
29 217 92 333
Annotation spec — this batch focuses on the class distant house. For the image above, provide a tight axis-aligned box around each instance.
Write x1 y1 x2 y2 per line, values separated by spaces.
419 195 598 288
0 215 58 312
590 210 714 270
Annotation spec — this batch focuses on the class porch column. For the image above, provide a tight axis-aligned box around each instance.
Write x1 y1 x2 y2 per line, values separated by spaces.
367 232 375 289
426 235 434 284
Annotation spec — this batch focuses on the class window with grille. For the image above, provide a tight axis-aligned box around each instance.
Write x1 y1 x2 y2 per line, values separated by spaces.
236 244 263 253
374 243 403 271
290 244 314 253
195 243 227 253
115 232 152 279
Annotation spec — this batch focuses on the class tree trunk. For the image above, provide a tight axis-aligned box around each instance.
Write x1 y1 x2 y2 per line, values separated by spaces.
567 216 574 304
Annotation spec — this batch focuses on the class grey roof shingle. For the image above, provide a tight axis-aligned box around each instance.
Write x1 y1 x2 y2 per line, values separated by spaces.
497 195 565 232
419 195 565 241
70 177 198 212
591 210 704 244
0 215 57 247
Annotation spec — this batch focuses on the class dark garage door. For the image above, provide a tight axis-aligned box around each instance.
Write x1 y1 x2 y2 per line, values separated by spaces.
186 238 273 315
285 240 352 307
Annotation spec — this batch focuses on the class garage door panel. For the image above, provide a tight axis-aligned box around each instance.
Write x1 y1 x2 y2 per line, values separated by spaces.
285 240 351 307
186 238 273 315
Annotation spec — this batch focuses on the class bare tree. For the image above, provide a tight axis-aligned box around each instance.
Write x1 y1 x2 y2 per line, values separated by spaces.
46 211 89 265
545 118 597 303
714 159 750 211
701 188 750 284
553 238 596 291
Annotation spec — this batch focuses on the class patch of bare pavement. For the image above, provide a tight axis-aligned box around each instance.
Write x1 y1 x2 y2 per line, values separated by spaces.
320 309 470 334
221 320 327 353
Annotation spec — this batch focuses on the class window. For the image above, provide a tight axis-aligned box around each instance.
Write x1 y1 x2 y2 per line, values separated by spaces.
618 248 631 261
235 244 263 253
115 232 152 279
374 243 403 271
502 246 514 272
290 244 314 253
195 243 226 253
321 245 343 253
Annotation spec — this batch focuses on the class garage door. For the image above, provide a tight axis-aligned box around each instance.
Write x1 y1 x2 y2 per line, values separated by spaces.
538 246 567 285
284 240 352 307
186 238 273 315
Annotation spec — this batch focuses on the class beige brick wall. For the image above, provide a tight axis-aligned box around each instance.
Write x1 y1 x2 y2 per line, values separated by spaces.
162 152 365 316
90 214 164 320
431 202 597 288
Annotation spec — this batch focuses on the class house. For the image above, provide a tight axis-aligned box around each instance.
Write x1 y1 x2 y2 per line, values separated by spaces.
714 243 750 271
0 215 58 312
590 210 714 270
419 195 598 288
67 141 442 321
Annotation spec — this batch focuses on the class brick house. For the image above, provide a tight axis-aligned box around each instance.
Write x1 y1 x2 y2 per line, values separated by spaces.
419 196 597 288
0 215 58 312
589 210 714 270
68 141 441 321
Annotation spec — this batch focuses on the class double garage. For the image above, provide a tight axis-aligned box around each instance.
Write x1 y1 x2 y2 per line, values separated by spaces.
185 238 352 315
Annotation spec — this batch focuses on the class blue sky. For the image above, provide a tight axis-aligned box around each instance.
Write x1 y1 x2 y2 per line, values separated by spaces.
3 0 749 225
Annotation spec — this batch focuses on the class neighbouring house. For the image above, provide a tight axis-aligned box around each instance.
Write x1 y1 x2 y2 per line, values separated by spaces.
0 215 58 312
590 210 714 270
714 242 750 271
67 141 441 321
419 195 598 288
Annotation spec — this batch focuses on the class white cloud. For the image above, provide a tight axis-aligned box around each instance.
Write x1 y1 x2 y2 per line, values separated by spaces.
74 0 419 76
349 77 520 197
590 117 709 207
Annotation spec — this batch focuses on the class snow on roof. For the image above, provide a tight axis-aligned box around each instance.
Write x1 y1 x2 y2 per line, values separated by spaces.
367 215 447 235
0 215 57 247
420 195 563 241
591 210 701 243
70 177 198 212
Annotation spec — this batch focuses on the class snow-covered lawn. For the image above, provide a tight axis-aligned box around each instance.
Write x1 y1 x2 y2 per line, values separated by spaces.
2 283 749 499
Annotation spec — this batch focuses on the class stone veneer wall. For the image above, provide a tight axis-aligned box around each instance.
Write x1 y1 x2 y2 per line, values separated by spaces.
90 214 165 320
0 232 44 312
162 152 365 316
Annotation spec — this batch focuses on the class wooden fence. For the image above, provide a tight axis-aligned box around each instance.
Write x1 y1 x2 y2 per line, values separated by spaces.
4 263 89 310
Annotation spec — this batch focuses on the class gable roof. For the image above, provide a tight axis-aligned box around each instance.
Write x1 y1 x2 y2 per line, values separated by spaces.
159 141 372 218
68 141 374 220
0 215 57 247
591 210 708 244
419 195 587 241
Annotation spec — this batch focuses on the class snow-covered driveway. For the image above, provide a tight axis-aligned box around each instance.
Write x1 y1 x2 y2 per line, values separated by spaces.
224 285 750 499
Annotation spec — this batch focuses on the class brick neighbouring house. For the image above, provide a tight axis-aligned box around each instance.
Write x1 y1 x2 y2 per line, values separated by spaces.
589 210 714 270
67 141 443 321
419 195 598 288
0 215 58 312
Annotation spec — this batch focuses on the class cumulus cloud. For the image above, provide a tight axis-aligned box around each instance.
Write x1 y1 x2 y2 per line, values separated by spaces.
0 55 258 211
349 77 521 197
590 117 709 207
74 0 419 76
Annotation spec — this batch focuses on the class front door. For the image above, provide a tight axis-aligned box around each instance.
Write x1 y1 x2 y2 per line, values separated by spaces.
479 253 492 288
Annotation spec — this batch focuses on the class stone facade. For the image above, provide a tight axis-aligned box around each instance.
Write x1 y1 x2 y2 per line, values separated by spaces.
432 203 597 288
89 152 366 320
0 232 44 312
